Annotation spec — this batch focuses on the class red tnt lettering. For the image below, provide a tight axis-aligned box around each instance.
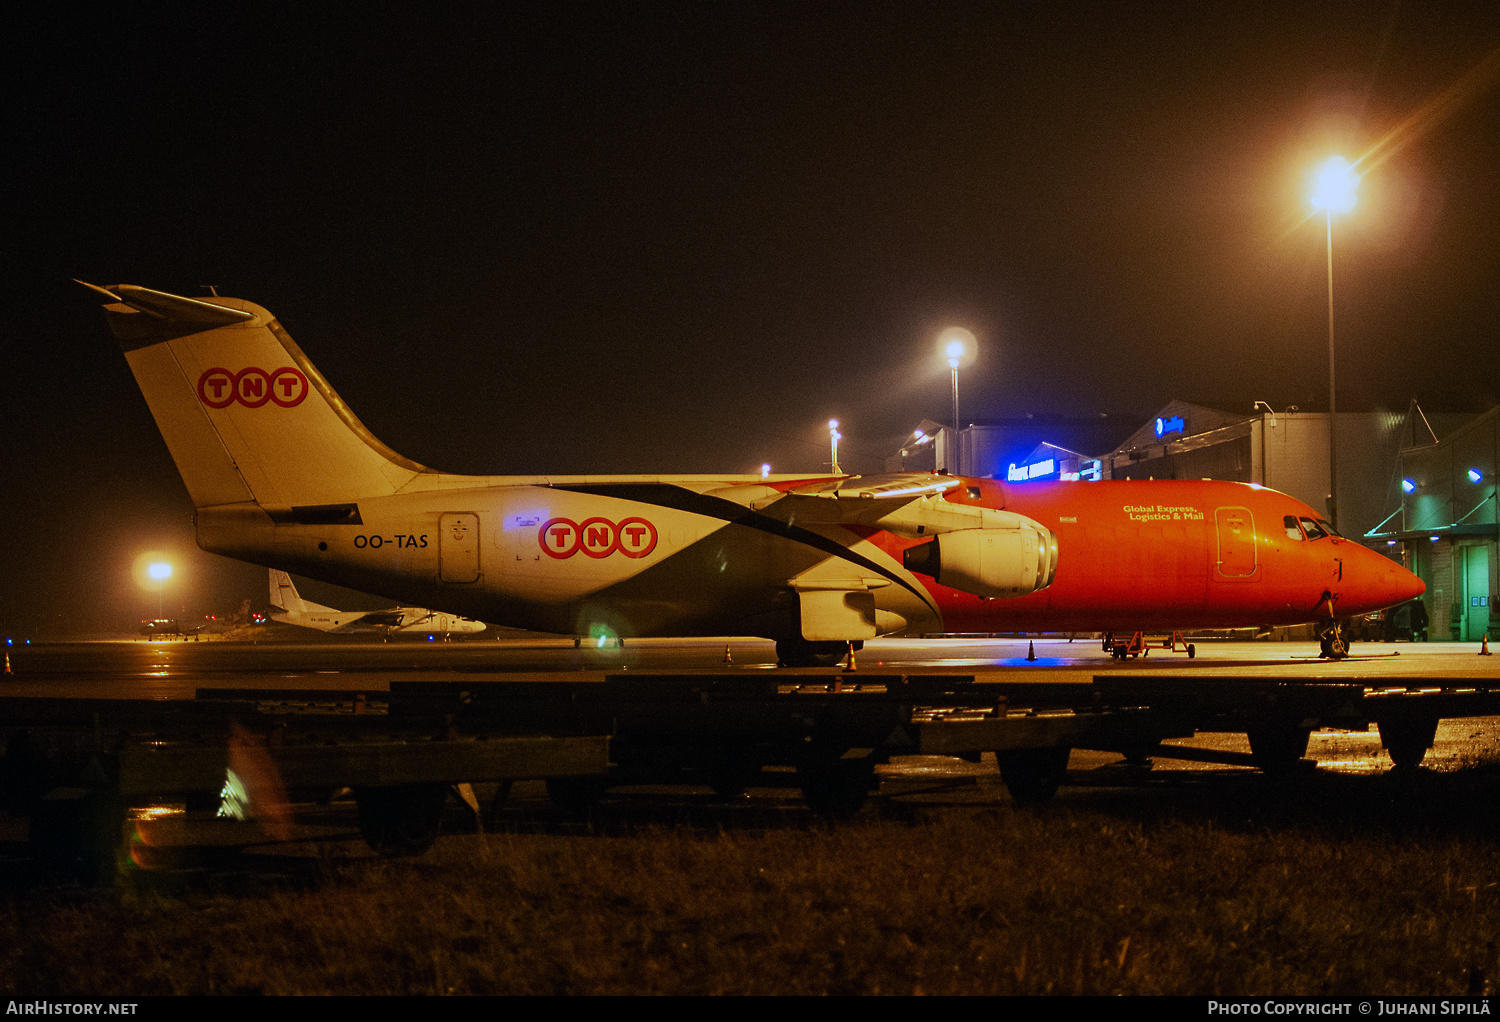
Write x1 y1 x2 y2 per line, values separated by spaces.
539 517 653 559
268 367 309 407
198 367 305 408
579 518 618 558
616 517 658 558
197 368 237 408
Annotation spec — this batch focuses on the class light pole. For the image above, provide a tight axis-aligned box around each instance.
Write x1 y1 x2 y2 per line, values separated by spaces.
936 327 976 473
148 561 172 619
828 419 842 474
1309 156 1359 530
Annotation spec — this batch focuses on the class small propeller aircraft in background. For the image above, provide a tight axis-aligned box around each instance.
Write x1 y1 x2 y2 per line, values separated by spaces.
267 569 485 638
82 283 1423 664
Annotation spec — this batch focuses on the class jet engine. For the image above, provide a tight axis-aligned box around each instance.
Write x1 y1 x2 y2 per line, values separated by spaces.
902 525 1058 598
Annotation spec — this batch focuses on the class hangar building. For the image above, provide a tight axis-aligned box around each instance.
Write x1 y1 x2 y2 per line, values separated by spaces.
1367 406 1500 642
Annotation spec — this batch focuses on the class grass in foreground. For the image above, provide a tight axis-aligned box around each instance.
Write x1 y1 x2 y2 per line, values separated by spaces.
5 765 1500 995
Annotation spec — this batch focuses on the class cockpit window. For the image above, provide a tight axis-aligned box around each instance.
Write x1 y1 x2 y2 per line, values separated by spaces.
1318 518 1342 538
1299 517 1329 541
1284 515 1305 540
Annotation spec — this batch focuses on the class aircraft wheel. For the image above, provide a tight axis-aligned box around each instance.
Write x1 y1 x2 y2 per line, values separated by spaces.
996 746 1071 804
1379 717 1438 769
797 753 874 820
1187 644 1196 659
354 783 447 857
1247 726 1312 773
545 776 608 817
776 638 852 668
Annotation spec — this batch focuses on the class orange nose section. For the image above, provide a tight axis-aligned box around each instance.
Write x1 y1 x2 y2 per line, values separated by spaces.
1340 542 1426 615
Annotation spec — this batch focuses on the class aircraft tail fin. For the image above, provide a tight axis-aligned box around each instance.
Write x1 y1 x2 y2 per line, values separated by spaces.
268 569 337 615
82 282 432 511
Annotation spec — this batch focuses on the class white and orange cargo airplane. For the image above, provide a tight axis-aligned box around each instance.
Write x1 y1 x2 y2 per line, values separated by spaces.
82 283 1424 665
268 569 485 638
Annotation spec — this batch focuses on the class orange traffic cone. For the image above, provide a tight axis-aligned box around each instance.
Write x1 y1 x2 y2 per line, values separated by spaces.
3 652 9 674
843 641 858 672
723 644 734 666
1026 640 1036 662
1481 635 1492 656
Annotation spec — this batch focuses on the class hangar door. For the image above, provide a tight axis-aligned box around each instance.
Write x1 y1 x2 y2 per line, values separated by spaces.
1214 507 1258 578
440 513 481 584
1462 545 1490 642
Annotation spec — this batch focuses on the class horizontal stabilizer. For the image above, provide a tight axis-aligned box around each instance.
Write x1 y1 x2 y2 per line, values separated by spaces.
76 281 253 327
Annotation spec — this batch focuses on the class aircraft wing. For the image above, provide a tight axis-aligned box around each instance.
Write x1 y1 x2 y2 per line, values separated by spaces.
351 609 412 629
732 473 1037 536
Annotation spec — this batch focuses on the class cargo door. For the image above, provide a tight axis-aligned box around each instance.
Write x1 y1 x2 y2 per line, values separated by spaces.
439 513 480 583
1213 506 1258 579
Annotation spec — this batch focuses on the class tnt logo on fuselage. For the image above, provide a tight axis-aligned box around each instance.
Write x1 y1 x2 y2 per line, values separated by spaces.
539 517 658 559
197 367 309 408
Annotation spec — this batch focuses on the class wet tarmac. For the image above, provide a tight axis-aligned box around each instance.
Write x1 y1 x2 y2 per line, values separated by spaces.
5 633 1499 777
3 634 1500 867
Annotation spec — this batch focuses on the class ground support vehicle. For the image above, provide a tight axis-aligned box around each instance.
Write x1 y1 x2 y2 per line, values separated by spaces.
1102 631 1196 660
4 672 1500 877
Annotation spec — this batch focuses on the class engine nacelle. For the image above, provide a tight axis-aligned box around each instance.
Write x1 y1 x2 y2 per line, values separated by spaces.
902 525 1058 599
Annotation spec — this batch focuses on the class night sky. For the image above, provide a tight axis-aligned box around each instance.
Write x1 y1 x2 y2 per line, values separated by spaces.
4 3 1500 634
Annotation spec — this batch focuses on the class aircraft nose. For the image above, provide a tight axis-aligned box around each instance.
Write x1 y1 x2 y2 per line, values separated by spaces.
1340 542 1425 615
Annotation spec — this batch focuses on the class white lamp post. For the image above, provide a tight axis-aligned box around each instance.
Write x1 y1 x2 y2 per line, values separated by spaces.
1309 156 1359 530
936 327 977 473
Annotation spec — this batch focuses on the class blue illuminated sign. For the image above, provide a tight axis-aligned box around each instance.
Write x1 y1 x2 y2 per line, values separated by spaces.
1007 458 1057 482
1154 415 1185 438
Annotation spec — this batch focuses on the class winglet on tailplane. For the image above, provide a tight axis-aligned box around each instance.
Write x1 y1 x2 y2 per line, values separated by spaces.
79 282 432 512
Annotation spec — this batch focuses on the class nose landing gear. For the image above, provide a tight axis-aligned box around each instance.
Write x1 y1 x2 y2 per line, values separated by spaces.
1317 592 1349 660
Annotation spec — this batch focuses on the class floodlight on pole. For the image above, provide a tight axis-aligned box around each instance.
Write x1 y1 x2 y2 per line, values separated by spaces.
828 419 843 474
148 561 172 618
935 327 976 473
1308 155 1360 530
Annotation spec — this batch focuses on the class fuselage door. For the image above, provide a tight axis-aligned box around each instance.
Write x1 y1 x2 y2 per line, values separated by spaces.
440 513 481 583
1214 506 1258 579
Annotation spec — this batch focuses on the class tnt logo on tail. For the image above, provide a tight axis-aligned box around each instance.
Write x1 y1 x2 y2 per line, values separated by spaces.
198 367 309 408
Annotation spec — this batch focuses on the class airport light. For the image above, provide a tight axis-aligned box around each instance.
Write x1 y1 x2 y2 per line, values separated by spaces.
1308 155 1360 531
761 463 771 479
936 327 977 474
1402 478 1416 494
828 419 842 474
147 560 172 618
1469 468 1483 484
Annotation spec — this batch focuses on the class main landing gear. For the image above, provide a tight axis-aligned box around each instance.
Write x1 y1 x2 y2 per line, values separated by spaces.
776 638 859 668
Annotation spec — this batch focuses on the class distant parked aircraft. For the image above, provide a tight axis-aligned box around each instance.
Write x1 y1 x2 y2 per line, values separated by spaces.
268 570 485 638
